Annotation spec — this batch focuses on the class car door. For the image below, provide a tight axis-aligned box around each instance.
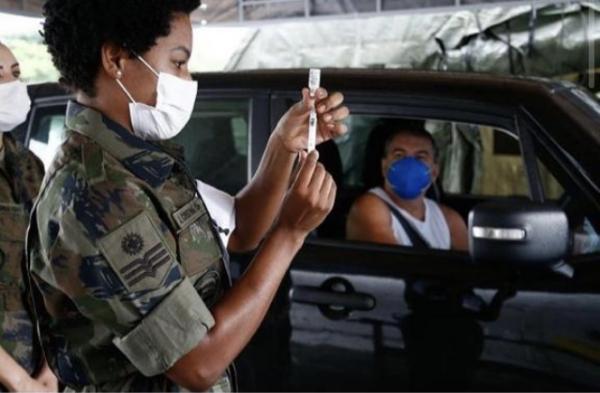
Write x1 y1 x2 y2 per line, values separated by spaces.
270 88 600 391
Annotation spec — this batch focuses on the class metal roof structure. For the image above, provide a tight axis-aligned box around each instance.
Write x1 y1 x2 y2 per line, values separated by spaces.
193 0 580 24
0 0 585 24
0 0 43 16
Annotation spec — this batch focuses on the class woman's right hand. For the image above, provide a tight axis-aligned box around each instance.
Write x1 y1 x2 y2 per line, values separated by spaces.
275 150 337 238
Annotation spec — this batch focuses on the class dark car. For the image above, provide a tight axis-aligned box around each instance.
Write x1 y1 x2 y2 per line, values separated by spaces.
18 69 600 392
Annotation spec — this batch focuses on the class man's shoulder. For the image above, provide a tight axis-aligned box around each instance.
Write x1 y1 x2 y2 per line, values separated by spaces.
349 190 391 223
354 191 388 210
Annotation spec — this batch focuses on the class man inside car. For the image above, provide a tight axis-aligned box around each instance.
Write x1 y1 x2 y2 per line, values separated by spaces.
346 119 468 251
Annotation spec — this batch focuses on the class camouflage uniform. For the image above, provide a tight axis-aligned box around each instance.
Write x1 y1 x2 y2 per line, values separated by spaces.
27 101 232 392
0 134 45 391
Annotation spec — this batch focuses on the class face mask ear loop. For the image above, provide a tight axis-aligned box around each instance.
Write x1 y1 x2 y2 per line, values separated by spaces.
115 78 137 104
135 55 160 79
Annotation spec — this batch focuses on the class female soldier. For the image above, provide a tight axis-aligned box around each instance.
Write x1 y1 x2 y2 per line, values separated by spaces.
28 0 348 391
0 42 57 392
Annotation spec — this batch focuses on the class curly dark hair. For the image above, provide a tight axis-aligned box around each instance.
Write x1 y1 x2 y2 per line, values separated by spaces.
43 0 201 96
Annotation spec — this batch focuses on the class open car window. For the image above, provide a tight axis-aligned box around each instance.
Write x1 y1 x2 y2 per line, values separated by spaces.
316 115 532 248
333 116 532 199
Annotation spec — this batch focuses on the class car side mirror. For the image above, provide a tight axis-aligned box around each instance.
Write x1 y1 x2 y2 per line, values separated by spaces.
468 200 570 267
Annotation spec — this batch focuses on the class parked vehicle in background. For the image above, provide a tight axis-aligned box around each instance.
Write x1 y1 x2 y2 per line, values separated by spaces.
18 69 600 391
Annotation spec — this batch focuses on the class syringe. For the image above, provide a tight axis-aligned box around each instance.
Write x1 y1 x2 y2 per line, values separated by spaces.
307 69 321 153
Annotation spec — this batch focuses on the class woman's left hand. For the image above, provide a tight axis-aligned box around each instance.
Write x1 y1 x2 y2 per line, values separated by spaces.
273 87 349 153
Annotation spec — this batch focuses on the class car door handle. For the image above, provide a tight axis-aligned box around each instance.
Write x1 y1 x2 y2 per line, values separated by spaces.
291 286 376 311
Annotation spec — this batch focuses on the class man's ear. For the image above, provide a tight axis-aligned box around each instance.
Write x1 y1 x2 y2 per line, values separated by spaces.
100 42 129 80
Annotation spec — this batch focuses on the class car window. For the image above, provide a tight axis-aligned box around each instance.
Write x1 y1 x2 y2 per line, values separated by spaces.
334 115 530 198
536 154 600 256
538 160 565 201
27 105 67 169
316 114 536 244
173 98 250 195
433 122 528 198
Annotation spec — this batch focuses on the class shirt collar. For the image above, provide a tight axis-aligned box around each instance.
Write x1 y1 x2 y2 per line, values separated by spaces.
66 100 176 188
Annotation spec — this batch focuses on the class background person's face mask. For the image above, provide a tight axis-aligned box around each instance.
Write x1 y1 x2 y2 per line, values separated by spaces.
0 80 31 132
386 157 432 200
116 55 198 141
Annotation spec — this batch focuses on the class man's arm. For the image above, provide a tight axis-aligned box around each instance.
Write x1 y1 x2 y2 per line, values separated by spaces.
0 347 57 392
346 193 399 246
440 205 469 251
228 88 348 253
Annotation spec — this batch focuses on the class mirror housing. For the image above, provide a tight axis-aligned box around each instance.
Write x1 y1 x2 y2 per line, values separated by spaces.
468 200 570 267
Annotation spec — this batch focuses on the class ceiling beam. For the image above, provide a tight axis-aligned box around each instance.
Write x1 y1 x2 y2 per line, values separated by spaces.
0 0 44 17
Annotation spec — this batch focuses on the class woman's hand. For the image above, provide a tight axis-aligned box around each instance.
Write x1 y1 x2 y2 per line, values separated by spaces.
275 150 337 237
273 88 349 153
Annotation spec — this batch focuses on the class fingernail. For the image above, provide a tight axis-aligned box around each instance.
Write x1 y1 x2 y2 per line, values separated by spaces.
319 105 326 112
324 114 332 122
310 150 320 160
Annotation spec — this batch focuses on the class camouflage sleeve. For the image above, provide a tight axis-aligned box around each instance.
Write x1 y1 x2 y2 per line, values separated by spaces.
33 163 214 377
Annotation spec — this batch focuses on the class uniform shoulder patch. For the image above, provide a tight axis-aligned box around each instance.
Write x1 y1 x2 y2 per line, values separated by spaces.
97 211 176 293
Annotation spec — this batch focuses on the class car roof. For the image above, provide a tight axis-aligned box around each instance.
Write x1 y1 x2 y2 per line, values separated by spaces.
28 69 600 190
195 68 561 96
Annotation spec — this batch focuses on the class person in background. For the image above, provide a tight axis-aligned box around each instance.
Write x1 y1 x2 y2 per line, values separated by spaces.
27 0 348 391
348 119 483 391
347 119 468 251
0 42 57 392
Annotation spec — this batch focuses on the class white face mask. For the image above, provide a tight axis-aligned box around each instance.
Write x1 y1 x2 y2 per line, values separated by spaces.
0 80 31 132
116 55 197 141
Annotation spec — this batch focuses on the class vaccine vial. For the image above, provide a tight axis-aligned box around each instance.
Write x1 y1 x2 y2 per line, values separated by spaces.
308 69 321 152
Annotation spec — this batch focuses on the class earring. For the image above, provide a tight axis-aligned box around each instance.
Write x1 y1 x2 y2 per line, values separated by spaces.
116 70 123 79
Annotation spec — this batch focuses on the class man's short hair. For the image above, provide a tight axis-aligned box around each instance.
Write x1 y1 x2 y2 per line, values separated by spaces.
382 119 438 160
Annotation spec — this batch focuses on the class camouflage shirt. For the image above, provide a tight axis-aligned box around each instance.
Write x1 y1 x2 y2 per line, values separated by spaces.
0 133 45 390
27 101 232 392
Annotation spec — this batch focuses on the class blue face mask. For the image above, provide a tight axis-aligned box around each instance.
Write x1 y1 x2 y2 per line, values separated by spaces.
386 157 432 200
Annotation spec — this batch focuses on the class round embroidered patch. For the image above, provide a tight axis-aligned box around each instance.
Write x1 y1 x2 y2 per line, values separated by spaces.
121 233 144 256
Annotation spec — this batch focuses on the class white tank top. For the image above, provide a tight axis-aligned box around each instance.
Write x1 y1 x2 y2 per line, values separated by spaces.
369 187 451 250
